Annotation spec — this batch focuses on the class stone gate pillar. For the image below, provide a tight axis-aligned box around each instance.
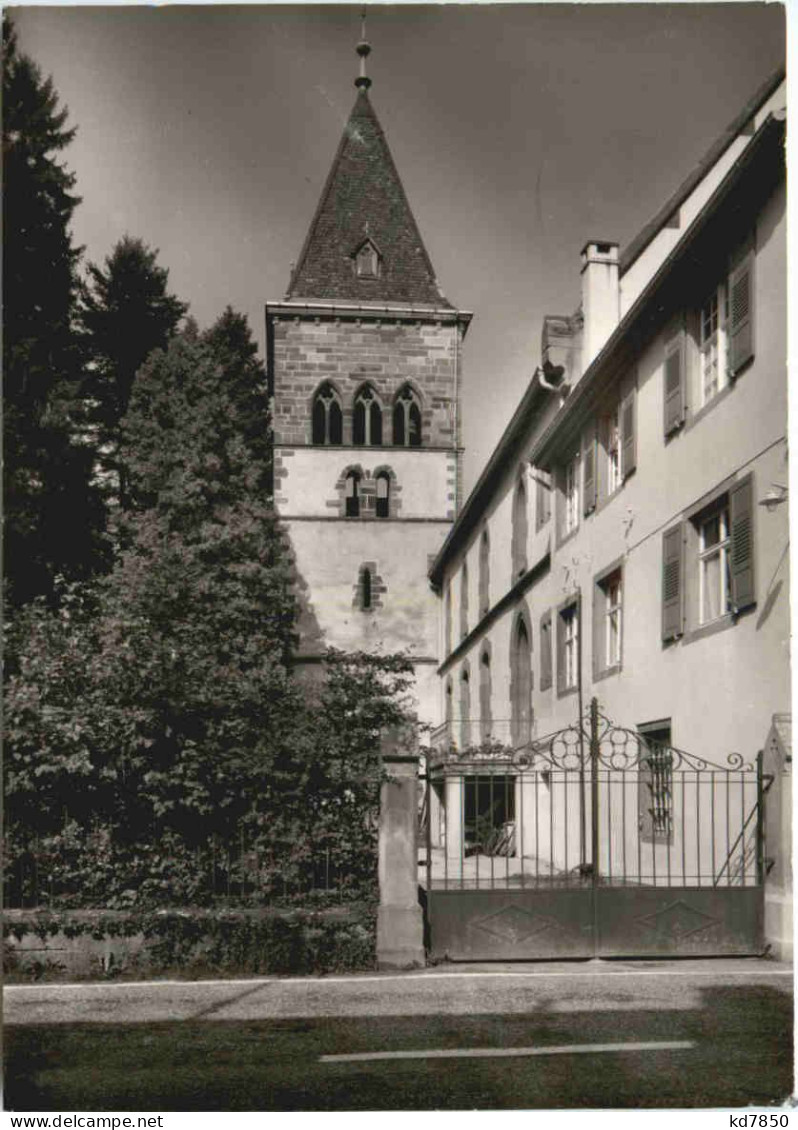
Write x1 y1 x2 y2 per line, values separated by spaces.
377 728 425 969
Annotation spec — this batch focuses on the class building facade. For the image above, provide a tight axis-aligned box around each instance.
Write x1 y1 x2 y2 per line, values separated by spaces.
426 70 788 954
267 55 471 724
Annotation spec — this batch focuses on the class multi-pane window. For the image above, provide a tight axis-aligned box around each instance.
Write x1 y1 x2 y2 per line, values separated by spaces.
561 604 579 691
700 284 729 406
393 385 422 447
345 471 360 517
605 572 622 668
353 385 383 446
564 453 580 535
698 504 731 624
638 722 673 843
311 383 343 445
375 472 390 518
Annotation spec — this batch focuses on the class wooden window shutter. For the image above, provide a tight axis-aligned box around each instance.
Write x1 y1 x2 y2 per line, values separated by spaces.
661 523 684 641
663 330 686 437
728 252 754 376
621 382 637 479
592 579 602 681
582 424 597 516
730 473 756 612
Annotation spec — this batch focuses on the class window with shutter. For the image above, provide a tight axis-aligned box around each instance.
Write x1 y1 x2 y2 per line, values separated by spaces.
620 383 637 478
729 473 755 612
728 253 754 375
663 331 686 436
661 524 684 641
460 665 471 750
582 424 597 516
557 599 579 695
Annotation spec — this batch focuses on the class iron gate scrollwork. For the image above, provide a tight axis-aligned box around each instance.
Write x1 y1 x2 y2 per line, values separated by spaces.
423 698 769 960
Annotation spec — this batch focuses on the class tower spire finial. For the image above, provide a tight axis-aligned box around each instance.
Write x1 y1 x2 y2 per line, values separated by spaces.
355 8 372 90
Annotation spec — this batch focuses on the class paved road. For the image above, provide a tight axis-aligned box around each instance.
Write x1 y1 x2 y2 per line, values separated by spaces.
5 959 794 1110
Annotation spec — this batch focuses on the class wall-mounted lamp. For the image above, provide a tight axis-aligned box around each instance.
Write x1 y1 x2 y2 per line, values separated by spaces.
758 483 788 511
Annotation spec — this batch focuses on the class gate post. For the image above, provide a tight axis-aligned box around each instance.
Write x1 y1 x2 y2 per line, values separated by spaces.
377 727 425 969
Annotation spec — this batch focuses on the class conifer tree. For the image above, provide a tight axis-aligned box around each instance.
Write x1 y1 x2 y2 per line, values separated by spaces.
3 16 106 604
80 235 188 495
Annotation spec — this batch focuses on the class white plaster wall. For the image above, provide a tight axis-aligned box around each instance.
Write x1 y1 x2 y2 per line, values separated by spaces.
289 518 447 727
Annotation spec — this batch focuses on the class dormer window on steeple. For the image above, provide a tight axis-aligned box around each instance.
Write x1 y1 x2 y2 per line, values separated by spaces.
354 238 381 279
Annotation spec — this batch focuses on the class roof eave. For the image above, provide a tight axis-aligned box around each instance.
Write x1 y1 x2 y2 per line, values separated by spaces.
428 369 552 588
530 111 785 470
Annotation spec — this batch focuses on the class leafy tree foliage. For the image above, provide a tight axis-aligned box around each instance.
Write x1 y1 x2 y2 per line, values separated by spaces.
4 314 417 908
80 235 188 491
3 16 106 604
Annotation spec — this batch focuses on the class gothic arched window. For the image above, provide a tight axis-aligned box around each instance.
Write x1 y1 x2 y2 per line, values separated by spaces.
393 384 422 447
460 664 471 750
353 384 383 446
359 566 372 610
511 616 532 748
444 582 452 655
479 648 492 743
375 471 390 518
479 528 490 616
312 382 343 445
345 471 361 517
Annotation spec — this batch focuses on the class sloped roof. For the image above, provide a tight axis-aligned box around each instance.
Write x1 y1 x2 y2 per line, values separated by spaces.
287 88 451 307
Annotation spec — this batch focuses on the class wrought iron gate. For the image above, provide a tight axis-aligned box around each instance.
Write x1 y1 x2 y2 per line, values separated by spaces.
423 700 770 960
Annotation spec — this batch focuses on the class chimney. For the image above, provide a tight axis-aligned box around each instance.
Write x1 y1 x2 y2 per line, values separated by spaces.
580 240 619 367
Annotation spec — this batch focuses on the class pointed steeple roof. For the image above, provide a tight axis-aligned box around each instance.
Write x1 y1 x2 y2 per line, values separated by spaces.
287 88 452 307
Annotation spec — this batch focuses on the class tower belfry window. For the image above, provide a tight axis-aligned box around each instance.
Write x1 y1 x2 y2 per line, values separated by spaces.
345 471 361 517
376 472 390 518
393 385 422 447
312 382 343 445
354 384 383 446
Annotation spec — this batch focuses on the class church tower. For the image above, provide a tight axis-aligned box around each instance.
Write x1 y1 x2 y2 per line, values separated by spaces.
266 28 471 724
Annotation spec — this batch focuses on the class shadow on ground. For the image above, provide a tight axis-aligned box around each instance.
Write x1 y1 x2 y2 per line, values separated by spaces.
5 983 793 1111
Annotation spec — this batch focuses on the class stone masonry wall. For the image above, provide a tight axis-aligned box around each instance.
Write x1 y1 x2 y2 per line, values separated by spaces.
270 314 460 449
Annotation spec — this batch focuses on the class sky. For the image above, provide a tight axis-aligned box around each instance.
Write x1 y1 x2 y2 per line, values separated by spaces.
12 2 786 496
